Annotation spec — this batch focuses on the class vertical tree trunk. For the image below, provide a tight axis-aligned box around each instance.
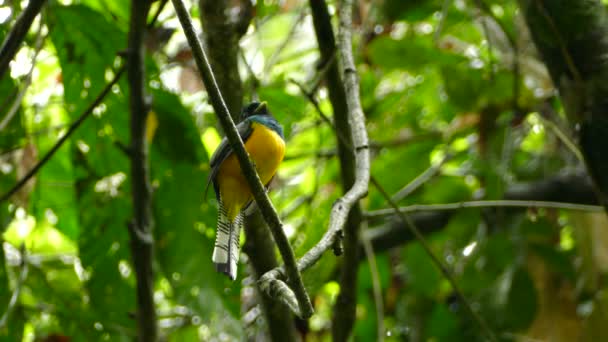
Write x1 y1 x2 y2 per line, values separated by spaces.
243 211 298 342
127 0 156 340
518 0 608 213
199 0 247 116
309 1 364 340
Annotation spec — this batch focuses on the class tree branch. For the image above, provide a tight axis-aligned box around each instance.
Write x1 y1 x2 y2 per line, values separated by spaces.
370 177 497 342
331 1 371 340
391 152 451 202
260 0 371 334
365 169 598 253
0 0 47 81
242 212 297 342
0 18 44 132
0 66 126 206
198 0 249 115
170 0 313 318
365 199 603 220
127 0 156 341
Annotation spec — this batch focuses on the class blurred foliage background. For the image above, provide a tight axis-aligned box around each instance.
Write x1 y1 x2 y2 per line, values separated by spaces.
1 0 608 341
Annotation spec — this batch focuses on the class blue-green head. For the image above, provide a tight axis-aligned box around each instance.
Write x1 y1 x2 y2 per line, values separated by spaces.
240 101 284 138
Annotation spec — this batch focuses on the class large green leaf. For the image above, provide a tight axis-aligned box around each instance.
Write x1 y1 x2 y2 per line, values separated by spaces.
491 266 538 331
403 243 441 297
77 184 136 339
47 4 125 117
150 88 242 334
425 303 463 342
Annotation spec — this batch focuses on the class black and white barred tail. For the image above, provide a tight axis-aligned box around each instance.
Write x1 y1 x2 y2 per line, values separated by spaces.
212 198 243 280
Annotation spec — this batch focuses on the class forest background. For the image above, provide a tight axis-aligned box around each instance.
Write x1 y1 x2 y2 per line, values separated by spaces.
1 0 608 341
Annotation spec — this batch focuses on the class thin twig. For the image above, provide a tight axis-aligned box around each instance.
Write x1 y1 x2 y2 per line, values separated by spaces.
170 0 313 318
472 0 496 77
148 0 169 28
433 0 452 44
0 0 47 80
280 194 313 220
370 176 497 342
263 8 307 77
533 0 581 83
365 199 604 220
391 152 451 202
0 20 46 131
535 109 584 163
0 66 126 206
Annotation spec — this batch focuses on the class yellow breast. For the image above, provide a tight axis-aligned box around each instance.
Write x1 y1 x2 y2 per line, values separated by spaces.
217 122 285 220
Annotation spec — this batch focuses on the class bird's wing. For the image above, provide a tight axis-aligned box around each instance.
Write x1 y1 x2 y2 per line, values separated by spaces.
205 120 254 199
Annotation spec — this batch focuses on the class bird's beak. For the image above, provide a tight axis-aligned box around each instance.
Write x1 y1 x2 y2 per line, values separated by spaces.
253 101 267 114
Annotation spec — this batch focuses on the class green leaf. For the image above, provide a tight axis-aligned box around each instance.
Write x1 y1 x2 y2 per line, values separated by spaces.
258 85 310 138
440 63 485 110
426 303 462 342
77 187 136 338
492 266 538 331
150 88 242 331
420 175 472 203
382 0 442 22
47 4 125 116
368 36 465 71
31 137 79 240
403 243 441 297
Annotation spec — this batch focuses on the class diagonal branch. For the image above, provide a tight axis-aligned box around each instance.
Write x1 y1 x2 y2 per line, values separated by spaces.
170 0 314 318
0 66 126 206
0 0 47 80
370 177 497 342
0 0 167 207
258 2 371 335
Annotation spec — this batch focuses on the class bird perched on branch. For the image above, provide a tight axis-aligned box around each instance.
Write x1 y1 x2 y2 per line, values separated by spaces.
207 101 285 280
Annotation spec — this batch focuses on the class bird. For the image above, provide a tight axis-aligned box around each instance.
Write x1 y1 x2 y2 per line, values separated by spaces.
207 101 285 280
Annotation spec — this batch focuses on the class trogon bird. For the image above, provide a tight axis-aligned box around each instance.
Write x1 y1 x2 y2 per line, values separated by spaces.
207 101 285 280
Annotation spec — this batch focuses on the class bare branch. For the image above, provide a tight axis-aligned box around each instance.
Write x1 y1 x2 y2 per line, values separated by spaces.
170 0 313 318
370 177 497 342
0 0 47 80
366 169 599 253
0 67 126 206
365 199 604 220
391 152 451 202
331 1 371 340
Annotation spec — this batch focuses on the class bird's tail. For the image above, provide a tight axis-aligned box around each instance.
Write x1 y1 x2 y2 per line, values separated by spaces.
212 199 243 280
